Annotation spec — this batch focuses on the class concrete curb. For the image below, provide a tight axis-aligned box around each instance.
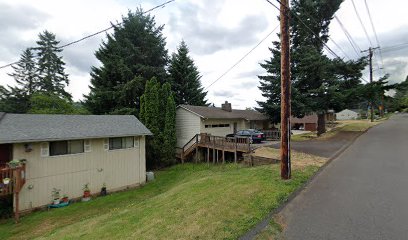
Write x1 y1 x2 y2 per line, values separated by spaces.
239 129 369 240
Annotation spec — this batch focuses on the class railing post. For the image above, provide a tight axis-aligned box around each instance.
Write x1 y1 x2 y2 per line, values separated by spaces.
234 137 237 163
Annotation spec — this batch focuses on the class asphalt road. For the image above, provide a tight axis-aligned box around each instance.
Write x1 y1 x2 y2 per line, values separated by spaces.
280 114 408 240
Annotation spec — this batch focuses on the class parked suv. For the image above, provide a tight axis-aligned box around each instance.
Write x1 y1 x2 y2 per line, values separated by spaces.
226 129 265 143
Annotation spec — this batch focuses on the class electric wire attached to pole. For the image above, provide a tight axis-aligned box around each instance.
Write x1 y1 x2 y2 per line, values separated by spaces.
0 0 175 70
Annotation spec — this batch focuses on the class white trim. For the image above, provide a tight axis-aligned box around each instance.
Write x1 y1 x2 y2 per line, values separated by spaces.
84 139 91 152
103 138 109 151
177 105 205 118
40 142 49 157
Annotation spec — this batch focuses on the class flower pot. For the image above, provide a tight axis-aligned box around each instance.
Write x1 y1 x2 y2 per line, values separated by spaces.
100 187 107 196
83 190 91 198
53 199 60 205
3 178 10 185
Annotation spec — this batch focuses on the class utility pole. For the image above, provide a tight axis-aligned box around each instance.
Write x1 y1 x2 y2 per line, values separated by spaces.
280 0 291 179
362 47 379 122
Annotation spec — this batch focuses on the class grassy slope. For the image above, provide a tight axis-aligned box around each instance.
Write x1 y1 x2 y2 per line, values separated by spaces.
0 164 318 240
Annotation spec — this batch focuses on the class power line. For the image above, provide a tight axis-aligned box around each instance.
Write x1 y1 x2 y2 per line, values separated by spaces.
334 15 361 58
267 0 370 84
268 0 343 59
351 0 373 47
204 24 280 91
364 0 384 68
0 0 175 70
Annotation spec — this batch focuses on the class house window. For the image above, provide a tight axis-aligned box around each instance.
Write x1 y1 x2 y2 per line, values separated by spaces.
109 137 134 150
49 140 84 156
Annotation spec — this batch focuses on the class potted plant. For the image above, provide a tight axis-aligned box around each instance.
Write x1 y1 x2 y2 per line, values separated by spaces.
51 188 61 205
100 183 107 196
6 159 26 169
82 183 91 201
61 194 69 203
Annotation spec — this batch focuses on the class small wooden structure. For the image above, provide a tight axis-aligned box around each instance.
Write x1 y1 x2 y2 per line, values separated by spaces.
177 133 251 163
0 164 26 222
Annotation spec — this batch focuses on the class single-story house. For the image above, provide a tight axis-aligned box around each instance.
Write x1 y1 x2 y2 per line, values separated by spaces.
290 111 336 131
336 109 360 120
176 101 270 148
0 112 151 212
291 114 318 131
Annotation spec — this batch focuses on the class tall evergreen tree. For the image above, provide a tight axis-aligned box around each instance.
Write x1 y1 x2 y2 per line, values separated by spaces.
258 0 366 135
8 48 38 96
169 40 208 106
162 94 177 165
35 30 71 99
140 78 161 169
1 48 39 113
84 8 168 115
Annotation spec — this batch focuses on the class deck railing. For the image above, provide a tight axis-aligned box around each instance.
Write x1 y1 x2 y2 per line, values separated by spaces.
262 130 281 140
0 164 26 196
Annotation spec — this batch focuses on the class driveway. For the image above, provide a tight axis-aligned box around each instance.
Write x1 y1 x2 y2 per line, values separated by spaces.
270 131 362 158
280 114 408 239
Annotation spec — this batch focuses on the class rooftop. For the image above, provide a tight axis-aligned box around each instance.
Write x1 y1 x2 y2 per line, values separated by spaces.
178 104 269 121
0 113 152 144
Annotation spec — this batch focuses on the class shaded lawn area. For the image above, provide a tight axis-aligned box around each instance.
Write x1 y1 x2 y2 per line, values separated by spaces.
0 164 319 240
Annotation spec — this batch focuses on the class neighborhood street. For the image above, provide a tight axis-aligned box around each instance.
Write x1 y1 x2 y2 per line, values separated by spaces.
280 114 408 239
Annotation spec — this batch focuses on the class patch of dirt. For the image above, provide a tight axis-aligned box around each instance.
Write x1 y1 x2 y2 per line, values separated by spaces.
252 147 327 170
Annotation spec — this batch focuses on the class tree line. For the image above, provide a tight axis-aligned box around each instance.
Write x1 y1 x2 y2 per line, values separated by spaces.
257 0 401 135
0 8 208 169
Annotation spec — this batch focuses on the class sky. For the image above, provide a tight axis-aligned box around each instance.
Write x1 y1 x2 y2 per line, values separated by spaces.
0 0 407 109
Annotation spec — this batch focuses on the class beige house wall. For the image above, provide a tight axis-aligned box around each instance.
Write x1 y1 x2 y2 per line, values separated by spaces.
13 136 146 211
200 118 249 137
176 108 201 148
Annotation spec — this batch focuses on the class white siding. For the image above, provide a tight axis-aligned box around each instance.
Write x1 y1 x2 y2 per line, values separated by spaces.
200 119 249 137
13 136 146 211
176 108 201 148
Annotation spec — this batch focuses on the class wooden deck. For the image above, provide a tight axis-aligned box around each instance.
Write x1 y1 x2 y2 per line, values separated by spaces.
178 134 251 163
0 164 26 222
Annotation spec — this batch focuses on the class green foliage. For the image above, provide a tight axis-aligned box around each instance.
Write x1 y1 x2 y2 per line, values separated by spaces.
140 78 177 169
394 76 408 111
0 86 30 113
28 93 87 114
162 94 177 166
258 0 366 131
169 40 208 106
84 8 169 115
35 31 71 99
8 48 38 96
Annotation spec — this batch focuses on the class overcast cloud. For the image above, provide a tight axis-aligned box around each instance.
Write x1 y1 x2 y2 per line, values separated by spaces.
0 0 407 108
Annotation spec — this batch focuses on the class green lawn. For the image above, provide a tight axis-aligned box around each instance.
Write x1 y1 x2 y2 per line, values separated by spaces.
0 164 318 240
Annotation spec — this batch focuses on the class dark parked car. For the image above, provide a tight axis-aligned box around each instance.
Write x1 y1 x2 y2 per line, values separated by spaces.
226 129 265 143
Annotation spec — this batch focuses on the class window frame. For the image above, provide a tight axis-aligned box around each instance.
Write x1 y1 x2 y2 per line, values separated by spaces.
49 140 85 156
108 137 135 151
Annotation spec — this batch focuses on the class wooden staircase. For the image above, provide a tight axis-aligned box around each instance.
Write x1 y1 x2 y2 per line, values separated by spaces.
177 134 251 163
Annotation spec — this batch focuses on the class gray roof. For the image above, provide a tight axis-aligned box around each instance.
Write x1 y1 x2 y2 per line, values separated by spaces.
178 105 269 121
0 113 152 144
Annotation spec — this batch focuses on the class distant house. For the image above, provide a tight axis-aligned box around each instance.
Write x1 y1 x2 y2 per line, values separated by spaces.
0 113 151 213
336 109 360 120
291 111 336 131
176 101 270 148
291 114 318 131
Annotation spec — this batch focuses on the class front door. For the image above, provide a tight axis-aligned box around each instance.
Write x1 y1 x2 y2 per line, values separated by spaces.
0 144 12 168
233 122 237 133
